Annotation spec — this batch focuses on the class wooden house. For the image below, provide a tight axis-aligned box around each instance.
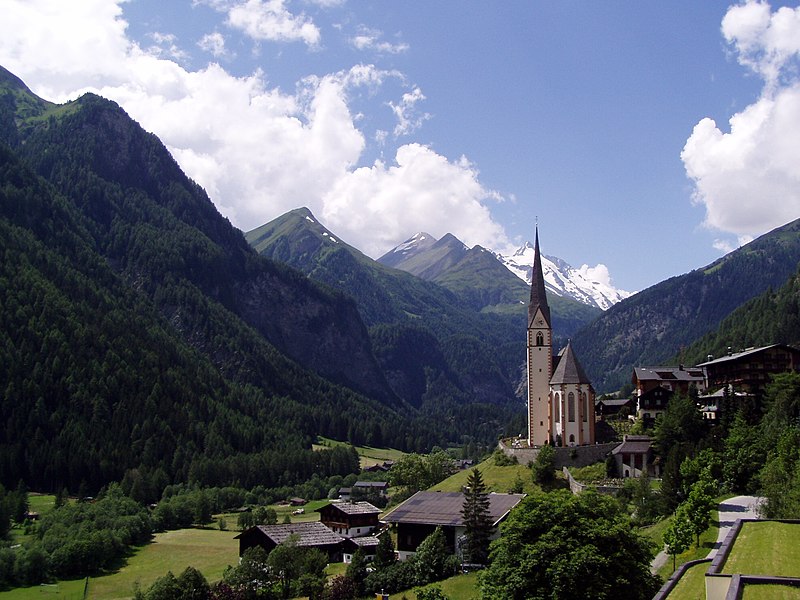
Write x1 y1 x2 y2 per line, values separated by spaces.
234 522 344 561
316 501 381 538
381 491 524 560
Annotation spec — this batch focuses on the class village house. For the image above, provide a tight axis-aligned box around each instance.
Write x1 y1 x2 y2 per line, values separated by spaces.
382 491 525 560
341 535 381 564
234 522 344 561
697 344 800 395
612 435 659 478
316 501 381 538
631 365 706 422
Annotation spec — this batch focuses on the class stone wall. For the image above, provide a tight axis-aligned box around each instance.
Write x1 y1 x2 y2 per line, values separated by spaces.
500 440 618 468
561 467 622 495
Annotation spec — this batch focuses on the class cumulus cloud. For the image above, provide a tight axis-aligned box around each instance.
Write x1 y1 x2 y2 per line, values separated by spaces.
349 26 409 54
322 144 507 257
682 1 800 246
0 0 510 258
388 87 430 137
197 0 321 47
198 32 229 58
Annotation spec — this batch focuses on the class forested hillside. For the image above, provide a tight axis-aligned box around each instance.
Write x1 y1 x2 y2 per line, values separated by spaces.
679 269 800 366
247 208 524 409
572 219 800 391
0 66 505 496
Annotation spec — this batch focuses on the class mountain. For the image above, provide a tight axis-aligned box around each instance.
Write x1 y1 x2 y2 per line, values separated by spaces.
0 65 465 495
496 242 633 310
571 218 800 392
246 208 525 410
376 232 602 337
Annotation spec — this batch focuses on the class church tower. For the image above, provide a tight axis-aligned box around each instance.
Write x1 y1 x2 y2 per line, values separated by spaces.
527 228 553 446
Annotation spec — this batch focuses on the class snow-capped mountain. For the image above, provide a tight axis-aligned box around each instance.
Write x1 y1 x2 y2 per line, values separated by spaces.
496 241 633 310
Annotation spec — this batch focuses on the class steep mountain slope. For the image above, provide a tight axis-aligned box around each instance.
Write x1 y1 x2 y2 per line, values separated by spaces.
0 65 456 494
376 232 601 337
246 208 523 409
497 241 633 310
679 269 800 367
572 219 800 392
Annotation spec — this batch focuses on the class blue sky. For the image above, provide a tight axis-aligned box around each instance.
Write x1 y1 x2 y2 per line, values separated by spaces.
2 1 800 293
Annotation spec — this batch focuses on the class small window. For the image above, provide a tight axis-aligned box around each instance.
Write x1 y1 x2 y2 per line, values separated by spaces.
536 332 544 346
568 392 575 422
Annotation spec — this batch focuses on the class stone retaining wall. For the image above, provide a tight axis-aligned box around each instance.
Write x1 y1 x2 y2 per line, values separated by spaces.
500 440 617 468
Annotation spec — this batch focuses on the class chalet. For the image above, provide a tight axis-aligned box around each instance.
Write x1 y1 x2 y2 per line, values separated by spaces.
316 501 381 538
341 535 381 564
697 344 800 395
338 487 352 501
595 396 634 419
382 491 524 560
352 481 389 498
632 365 705 421
698 385 754 420
612 435 659 478
234 522 344 561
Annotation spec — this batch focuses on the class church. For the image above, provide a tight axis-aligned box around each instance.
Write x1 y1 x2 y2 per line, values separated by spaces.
526 230 596 447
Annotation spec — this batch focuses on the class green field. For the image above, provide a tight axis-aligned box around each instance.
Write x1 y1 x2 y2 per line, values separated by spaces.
388 572 480 600
0 580 87 600
742 584 800 599
86 527 239 599
664 561 707 600
315 437 406 469
722 521 800 577
428 457 539 495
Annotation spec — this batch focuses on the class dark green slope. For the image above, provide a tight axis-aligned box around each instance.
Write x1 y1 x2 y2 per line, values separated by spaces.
572 218 800 392
0 66 463 494
247 208 523 408
679 269 800 366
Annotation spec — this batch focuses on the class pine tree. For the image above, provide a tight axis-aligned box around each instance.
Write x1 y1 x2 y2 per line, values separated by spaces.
460 469 492 565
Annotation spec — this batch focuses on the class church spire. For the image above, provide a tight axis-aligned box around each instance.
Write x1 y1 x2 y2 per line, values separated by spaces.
528 227 551 327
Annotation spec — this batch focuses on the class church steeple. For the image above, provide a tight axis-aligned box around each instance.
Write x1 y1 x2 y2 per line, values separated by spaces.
528 227 551 328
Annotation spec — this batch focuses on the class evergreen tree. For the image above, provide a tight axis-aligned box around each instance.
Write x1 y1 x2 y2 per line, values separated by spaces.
345 548 368 597
531 445 555 485
460 469 492 565
373 533 396 570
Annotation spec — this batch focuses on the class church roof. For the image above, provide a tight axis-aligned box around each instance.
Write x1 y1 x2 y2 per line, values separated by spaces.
528 228 551 328
550 342 592 385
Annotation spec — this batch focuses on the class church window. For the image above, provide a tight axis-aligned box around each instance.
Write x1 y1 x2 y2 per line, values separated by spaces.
583 393 588 422
568 392 575 422
554 395 560 421
536 332 544 346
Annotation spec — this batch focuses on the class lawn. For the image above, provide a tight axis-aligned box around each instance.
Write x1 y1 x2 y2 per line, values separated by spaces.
315 437 406 469
86 527 239 599
428 457 538 495
664 561 707 600
722 521 800 577
644 509 721 582
0 580 87 600
388 572 480 600
742 584 800 599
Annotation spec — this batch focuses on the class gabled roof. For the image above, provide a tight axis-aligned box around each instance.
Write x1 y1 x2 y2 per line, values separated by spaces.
318 501 381 516
528 228 551 328
353 481 388 489
633 366 705 383
550 342 591 385
612 435 654 455
382 491 525 528
234 521 343 547
696 344 799 367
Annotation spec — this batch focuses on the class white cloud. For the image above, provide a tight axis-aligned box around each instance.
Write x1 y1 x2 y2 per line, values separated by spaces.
222 0 321 47
682 1 800 246
388 86 430 137
147 32 189 62
0 0 510 259
198 32 229 58
322 143 508 257
576 264 613 288
349 26 409 54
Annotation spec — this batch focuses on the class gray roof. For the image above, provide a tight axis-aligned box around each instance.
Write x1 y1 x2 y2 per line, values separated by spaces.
612 436 654 455
633 365 705 382
237 522 343 546
320 501 381 516
348 536 380 548
382 491 525 527
696 344 797 367
353 481 388 488
550 342 591 385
